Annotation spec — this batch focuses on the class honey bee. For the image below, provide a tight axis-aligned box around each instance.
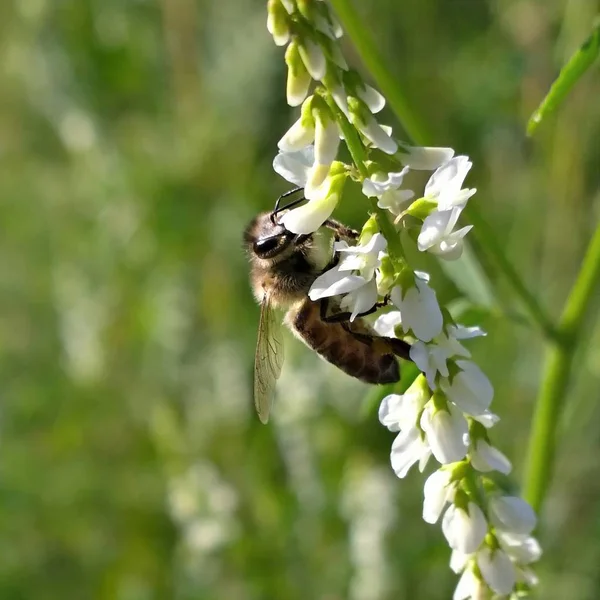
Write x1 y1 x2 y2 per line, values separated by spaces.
244 190 411 423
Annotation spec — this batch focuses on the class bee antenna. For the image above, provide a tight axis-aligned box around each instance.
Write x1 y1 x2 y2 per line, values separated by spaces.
273 187 305 215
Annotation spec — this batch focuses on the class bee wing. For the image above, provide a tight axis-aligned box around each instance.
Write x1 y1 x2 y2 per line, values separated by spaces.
254 293 285 424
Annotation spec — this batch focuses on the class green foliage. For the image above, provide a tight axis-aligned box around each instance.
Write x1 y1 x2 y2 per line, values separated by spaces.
528 19 600 135
1 1 600 599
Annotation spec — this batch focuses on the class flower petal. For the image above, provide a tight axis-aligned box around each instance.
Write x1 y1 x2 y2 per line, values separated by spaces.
477 547 516 595
470 440 512 475
273 147 314 186
489 496 537 535
442 502 487 554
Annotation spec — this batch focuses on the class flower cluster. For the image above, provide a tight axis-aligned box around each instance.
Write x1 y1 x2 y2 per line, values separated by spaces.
266 1 541 597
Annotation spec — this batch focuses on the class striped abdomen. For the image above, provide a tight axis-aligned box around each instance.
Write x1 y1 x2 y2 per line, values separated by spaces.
287 299 401 384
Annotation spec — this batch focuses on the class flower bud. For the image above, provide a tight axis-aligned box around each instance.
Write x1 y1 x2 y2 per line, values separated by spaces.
285 41 312 106
348 96 397 154
298 37 327 80
267 0 291 46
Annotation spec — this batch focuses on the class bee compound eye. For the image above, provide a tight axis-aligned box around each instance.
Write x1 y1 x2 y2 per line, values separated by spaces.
253 236 280 256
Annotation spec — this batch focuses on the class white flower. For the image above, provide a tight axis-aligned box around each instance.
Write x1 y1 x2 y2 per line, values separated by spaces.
450 549 470 574
378 377 429 432
373 310 403 338
279 175 342 234
440 360 493 416
357 84 385 113
473 410 500 429
390 426 431 478
339 278 378 321
442 502 487 554
273 146 314 187
409 324 482 388
497 532 542 564
489 496 537 535
390 272 443 342
424 155 476 210
313 115 340 168
308 233 387 319
453 566 488 600
477 546 516 595
349 103 397 154
398 144 455 170
278 116 315 153
423 468 455 524
418 205 473 260
362 168 414 216
470 439 512 475
420 400 469 464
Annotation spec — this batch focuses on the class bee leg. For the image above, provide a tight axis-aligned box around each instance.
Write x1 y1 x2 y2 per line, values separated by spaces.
318 298 411 360
318 298 388 323
323 219 360 243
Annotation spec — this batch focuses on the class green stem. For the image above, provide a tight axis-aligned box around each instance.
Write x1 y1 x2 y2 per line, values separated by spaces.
329 0 555 339
324 92 405 260
524 221 600 511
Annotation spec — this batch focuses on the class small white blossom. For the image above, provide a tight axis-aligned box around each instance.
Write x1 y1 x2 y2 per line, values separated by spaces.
497 532 542 565
362 168 414 216
309 234 387 319
420 400 469 464
489 496 537 535
390 425 431 478
477 546 516 595
442 502 487 554
398 144 455 170
409 324 483 388
349 105 397 154
472 410 500 429
424 155 477 210
453 566 488 600
418 205 473 260
372 310 403 338
470 439 512 475
298 38 327 80
378 378 429 432
273 146 314 187
278 117 315 154
423 468 455 524
356 84 386 113
314 115 340 167
390 272 443 342
440 360 494 416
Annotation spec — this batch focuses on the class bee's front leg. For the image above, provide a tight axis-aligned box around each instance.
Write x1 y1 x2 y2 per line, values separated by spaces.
318 297 390 324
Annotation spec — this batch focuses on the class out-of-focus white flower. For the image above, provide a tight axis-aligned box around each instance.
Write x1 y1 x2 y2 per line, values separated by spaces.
489 496 537 535
424 155 476 210
442 502 487 554
476 546 516 595
470 439 512 475
420 399 469 464
423 468 455 524
453 565 488 600
440 360 494 416
267 0 291 46
398 144 455 170
362 168 414 216
472 410 500 429
418 205 473 260
391 272 443 342
497 532 542 565
409 324 484 388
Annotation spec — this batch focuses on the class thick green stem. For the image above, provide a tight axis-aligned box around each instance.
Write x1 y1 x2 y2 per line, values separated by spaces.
329 0 555 339
524 221 600 511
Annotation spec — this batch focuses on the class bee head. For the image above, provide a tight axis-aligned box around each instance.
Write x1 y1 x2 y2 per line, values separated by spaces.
244 212 311 262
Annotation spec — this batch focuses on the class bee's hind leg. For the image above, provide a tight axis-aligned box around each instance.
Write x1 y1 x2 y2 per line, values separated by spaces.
318 298 411 360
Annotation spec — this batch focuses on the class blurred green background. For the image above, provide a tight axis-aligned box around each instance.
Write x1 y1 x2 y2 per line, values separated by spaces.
1 0 600 598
